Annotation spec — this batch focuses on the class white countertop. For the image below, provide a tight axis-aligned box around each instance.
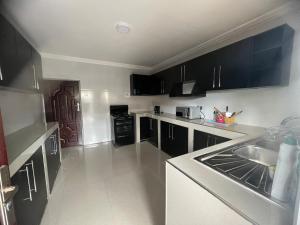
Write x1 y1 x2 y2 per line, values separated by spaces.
134 111 292 225
7 122 59 177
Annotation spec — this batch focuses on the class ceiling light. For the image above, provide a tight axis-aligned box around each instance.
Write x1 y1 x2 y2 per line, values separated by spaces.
115 22 131 34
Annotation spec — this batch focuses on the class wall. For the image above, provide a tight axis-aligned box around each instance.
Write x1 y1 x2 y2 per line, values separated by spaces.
0 90 45 135
151 10 300 128
42 59 155 145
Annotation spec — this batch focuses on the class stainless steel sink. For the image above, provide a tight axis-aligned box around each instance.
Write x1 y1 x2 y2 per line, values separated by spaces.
234 145 278 167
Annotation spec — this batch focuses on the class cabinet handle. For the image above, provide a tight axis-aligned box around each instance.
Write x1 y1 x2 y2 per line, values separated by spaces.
218 65 222 88
26 160 37 192
172 125 174 140
207 135 210 147
50 135 58 155
19 166 33 202
32 64 39 90
180 66 183 82
212 67 216 89
76 102 80 112
0 65 3 81
150 119 152 130
168 124 171 139
214 137 217 145
183 65 185 81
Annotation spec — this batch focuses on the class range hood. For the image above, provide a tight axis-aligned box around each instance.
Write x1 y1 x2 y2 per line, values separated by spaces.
169 80 206 97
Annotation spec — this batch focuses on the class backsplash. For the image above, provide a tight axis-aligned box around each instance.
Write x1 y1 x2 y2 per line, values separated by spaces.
0 90 45 135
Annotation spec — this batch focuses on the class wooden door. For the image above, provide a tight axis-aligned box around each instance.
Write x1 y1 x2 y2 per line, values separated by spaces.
52 81 82 148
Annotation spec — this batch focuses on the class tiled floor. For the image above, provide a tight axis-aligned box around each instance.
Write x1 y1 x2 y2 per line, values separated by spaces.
40 142 170 225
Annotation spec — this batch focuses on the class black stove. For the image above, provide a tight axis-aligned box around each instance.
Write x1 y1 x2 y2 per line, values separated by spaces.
110 105 134 146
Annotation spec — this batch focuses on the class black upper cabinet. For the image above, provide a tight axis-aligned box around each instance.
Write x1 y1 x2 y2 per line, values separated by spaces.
0 15 16 87
249 24 294 87
152 24 294 94
216 38 253 90
0 14 41 91
130 74 163 96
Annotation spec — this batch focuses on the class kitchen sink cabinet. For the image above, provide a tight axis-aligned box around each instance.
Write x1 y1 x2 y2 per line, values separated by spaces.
161 121 188 157
166 163 252 225
45 129 61 193
193 130 230 151
11 147 48 225
0 14 41 92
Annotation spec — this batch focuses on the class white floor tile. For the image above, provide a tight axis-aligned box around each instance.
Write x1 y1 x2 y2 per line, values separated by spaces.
40 142 170 225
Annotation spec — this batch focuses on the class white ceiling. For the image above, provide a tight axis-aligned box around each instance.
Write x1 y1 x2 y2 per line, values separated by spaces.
2 0 292 68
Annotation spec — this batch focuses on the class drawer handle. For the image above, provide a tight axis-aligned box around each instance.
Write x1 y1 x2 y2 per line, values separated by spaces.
19 166 33 202
26 160 37 193
0 65 3 81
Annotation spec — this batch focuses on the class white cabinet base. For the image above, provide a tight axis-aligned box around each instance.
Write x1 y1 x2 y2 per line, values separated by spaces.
166 163 252 225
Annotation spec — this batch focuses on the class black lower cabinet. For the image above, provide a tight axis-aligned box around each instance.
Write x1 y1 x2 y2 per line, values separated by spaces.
194 130 231 151
161 121 188 157
149 118 158 147
140 117 151 141
45 129 61 193
12 147 47 225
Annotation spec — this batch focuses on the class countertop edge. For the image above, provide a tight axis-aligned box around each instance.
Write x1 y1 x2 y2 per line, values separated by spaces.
9 122 59 177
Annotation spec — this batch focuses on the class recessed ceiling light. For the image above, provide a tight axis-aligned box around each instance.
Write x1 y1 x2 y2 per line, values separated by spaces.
115 21 131 34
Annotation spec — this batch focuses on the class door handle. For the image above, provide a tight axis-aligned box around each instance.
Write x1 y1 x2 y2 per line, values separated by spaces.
218 65 222 88
26 161 37 192
212 67 216 89
0 65 3 81
19 166 33 201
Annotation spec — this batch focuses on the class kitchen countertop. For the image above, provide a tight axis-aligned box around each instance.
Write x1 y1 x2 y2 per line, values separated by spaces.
134 111 291 225
133 111 265 136
7 122 59 177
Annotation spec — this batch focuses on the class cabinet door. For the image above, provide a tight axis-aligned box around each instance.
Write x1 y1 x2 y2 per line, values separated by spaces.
149 75 162 95
149 118 158 147
161 121 171 155
193 130 209 151
15 32 35 90
217 38 253 89
172 124 188 156
195 52 218 91
140 117 151 140
249 25 294 87
0 15 17 87
11 165 35 225
31 147 48 225
46 130 61 193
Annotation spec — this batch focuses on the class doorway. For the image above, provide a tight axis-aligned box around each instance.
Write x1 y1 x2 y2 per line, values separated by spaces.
43 80 83 148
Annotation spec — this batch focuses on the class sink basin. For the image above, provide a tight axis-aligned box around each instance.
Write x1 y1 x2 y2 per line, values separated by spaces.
234 145 278 166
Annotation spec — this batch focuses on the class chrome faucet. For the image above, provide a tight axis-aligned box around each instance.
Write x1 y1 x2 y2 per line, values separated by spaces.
280 116 300 127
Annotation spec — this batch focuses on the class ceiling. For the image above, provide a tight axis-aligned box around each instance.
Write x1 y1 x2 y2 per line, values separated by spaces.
2 0 292 68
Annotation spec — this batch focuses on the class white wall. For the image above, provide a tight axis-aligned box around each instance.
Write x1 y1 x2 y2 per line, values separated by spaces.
42 59 155 145
151 10 300 128
0 90 45 135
